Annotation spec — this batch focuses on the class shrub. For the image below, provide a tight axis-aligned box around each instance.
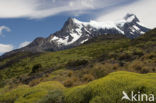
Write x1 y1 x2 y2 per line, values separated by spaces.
112 63 120 70
91 63 114 78
91 66 106 78
82 74 95 82
63 78 74 87
143 53 156 59
108 52 118 60
31 64 42 73
152 68 155 72
29 78 42 86
0 85 29 103
90 96 111 103
141 67 149 74
118 52 131 61
119 61 125 67
65 71 156 103
66 59 88 68
67 71 73 77
39 89 64 103
133 49 144 57
0 81 65 103
129 61 143 72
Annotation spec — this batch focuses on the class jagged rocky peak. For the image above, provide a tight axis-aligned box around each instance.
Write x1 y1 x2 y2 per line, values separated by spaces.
64 17 75 25
124 13 140 23
62 17 81 32
65 17 81 24
48 13 150 47
2 13 150 57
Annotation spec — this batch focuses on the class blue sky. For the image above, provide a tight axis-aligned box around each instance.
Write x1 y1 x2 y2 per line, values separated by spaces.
0 0 156 55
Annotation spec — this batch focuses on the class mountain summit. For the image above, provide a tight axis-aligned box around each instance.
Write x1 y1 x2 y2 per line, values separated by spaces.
2 13 150 57
124 13 139 23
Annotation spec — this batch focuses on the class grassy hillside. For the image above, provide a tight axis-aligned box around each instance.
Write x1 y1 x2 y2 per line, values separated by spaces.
0 71 156 103
0 34 130 87
64 71 156 103
0 29 156 88
0 29 155 103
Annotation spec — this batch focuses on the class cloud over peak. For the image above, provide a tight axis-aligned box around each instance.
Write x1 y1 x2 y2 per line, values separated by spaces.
0 0 135 19
0 0 155 28
96 0 156 28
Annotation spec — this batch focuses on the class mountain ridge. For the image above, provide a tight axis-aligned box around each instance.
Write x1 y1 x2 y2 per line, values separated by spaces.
2 13 150 57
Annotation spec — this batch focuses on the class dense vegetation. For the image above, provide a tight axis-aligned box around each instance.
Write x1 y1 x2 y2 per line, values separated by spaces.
0 71 156 103
0 29 155 103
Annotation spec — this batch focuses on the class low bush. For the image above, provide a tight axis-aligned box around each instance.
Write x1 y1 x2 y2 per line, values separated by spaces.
91 63 113 78
31 64 42 73
65 71 156 103
82 74 95 82
39 89 64 103
118 52 132 61
141 67 149 74
63 78 74 87
132 49 144 57
129 60 144 72
0 81 65 103
66 59 88 69
1 71 156 103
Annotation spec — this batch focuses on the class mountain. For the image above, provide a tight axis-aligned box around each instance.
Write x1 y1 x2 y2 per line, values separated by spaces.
0 28 155 103
2 13 150 57
0 28 155 89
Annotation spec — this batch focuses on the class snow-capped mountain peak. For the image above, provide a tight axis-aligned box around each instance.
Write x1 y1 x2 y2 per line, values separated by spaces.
72 18 123 30
4 13 150 56
124 13 139 23
49 13 149 47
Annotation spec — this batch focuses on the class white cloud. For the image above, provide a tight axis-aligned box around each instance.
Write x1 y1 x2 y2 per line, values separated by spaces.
0 26 10 35
0 0 133 19
19 41 30 48
0 43 14 54
96 0 156 28
0 0 155 27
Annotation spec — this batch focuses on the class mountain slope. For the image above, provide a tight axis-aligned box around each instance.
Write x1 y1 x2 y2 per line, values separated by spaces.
2 13 150 57
0 28 155 88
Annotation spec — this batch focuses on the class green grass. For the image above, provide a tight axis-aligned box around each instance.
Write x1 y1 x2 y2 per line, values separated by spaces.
0 29 156 88
64 71 156 103
0 71 156 103
0 29 155 103
0 38 130 82
0 81 65 103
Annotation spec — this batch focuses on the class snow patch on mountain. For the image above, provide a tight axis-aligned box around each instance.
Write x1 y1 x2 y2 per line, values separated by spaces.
3 13 150 57
133 25 140 31
73 18 124 34
50 13 149 46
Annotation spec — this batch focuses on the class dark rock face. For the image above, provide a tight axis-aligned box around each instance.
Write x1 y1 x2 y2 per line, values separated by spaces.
2 14 150 57
124 13 140 23
117 14 149 38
